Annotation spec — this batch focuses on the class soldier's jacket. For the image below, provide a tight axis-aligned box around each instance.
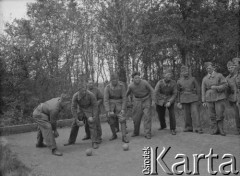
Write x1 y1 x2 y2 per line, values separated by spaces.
202 71 227 102
155 79 177 106
71 90 98 120
34 97 64 131
89 87 103 106
235 72 240 103
104 81 126 112
177 76 200 103
226 74 237 102
126 80 154 100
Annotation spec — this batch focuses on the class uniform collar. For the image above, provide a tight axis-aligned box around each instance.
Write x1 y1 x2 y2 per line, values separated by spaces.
208 71 216 78
228 73 235 78
183 76 190 80
133 79 142 86
163 79 171 85
110 82 120 89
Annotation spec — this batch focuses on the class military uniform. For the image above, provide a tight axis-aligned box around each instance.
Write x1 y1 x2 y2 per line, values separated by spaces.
84 87 103 142
226 73 240 134
66 90 98 147
231 58 240 134
126 79 154 138
155 79 177 132
177 66 202 133
202 65 227 135
104 81 129 143
33 97 63 152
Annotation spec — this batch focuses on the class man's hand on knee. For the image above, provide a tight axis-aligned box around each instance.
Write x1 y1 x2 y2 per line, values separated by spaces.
76 119 84 126
53 130 59 138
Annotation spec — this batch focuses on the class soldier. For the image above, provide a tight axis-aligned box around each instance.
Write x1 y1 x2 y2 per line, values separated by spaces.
177 65 203 133
104 73 129 143
82 80 103 143
126 71 154 139
231 58 240 134
155 69 177 135
202 62 227 136
33 93 70 156
64 82 99 149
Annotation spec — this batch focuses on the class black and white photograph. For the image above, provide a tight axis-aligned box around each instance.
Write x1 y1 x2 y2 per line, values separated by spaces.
0 0 239 175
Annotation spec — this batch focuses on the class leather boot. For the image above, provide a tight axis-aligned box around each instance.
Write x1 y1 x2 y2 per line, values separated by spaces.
109 125 117 141
92 142 99 149
36 143 47 148
82 136 91 140
210 122 219 135
218 120 226 136
121 123 129 143
64 142 75 146
115 118 120 132
52 149 63 156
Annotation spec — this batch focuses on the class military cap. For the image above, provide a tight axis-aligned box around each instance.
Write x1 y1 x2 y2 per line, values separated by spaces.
180 65 189 73
232 58 240 66
132 71 140 78
204 62 213 68
227 61 234 67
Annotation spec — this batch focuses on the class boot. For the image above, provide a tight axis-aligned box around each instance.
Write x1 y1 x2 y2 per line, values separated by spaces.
210 128 219 135
210 123 219 135
121 123 129 143
122 136 129 143
96 137 102 144
82 136 91 140
131 133 139 137
92 142 99 149
218 120 226 136
171 130 176 135
64 142 75 146
52 149 63 156
115 118 120 132
109 125 117 141
36 143 47 148
197 129 204 134
36 129 46 148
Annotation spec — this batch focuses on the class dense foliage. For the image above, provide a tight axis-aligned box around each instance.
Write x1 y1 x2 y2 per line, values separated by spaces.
0 0 239 126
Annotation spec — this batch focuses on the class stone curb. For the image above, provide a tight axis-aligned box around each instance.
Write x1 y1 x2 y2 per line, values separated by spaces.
0 119 73 136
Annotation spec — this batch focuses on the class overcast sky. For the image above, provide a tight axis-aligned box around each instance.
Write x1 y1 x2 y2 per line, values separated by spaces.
0 0 36 33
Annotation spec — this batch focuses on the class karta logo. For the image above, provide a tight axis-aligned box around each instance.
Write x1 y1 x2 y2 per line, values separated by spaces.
142 146 239 175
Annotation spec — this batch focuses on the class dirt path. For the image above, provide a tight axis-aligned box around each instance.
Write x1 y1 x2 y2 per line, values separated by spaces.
1 120 240 176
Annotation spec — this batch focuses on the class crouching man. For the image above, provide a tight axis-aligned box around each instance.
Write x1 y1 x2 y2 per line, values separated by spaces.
33 93 70 156
64 82 99 149
104 73 129 143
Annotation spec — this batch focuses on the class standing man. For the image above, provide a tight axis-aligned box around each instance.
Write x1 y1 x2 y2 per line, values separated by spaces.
33 93 70 156
177 65 203 133
202 62 228 136
82 80 103 143
231 58 240 134
64 82 99 149
155 69 177 135
104 73 129 143
126 71 154 139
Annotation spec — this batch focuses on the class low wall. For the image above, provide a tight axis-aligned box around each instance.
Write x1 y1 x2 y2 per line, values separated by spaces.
0 119 73 136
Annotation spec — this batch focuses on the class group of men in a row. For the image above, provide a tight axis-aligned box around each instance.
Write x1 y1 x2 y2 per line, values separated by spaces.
33 58 240 156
